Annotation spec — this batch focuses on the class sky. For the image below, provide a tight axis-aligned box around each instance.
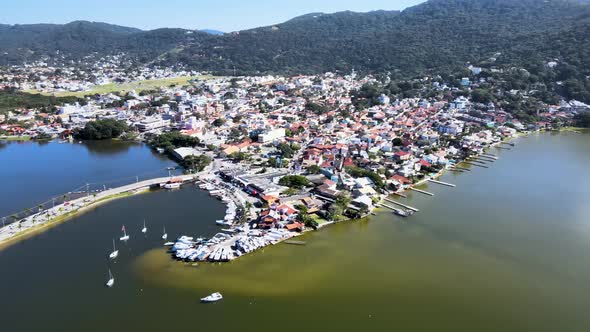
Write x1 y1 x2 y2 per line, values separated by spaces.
0 0 425 32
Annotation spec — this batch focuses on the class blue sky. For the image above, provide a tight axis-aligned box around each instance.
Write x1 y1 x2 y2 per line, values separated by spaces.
0 0 424 31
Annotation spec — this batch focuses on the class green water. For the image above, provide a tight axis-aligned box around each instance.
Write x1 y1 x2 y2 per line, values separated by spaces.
1 132 590 331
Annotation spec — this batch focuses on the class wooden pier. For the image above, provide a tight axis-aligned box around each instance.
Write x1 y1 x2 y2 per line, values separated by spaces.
377 203 409 216
393 192 407 198
462 162 489 169
384 198 419 212
450 165 471 171
428 179 456 188
409 187 434 196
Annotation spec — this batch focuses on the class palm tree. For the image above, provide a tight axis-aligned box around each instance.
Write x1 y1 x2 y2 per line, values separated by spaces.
11 214 18 224
38 204 44 212
24 208 32 216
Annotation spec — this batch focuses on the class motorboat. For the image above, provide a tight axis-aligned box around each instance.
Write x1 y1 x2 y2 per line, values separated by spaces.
141 220 147 234
201 292 223 303
162 226 168 240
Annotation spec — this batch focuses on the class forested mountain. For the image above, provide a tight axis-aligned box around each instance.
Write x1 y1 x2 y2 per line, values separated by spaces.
1 0 590 92
0 21 210 65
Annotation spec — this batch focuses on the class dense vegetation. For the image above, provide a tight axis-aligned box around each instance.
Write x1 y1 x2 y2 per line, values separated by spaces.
574 112 590 128
74 119 129 140
149 131 199 152
2 0 590 101
279 175 310 189
0 89 83 114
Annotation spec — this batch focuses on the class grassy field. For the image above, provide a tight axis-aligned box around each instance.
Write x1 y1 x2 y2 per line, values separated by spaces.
0 135 31 141
26 75 217 98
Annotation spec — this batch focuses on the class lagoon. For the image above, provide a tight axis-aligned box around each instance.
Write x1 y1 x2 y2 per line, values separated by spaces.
0 132 589 332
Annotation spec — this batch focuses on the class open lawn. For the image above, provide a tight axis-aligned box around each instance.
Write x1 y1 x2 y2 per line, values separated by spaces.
25 75 217 98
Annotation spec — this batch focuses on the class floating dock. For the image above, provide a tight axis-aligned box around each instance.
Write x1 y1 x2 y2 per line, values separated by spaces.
428 179 456 188
409 187 434 196
384 198 419 212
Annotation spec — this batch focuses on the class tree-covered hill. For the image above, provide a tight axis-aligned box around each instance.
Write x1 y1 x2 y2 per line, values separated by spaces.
1 0 590 100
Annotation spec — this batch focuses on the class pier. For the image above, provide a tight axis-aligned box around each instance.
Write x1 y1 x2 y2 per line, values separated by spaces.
377 203 410 216
384 198 419 212
393 192 407 198
428 179 456 187
462 162 489 168
409 187 434 196
450 165 471 171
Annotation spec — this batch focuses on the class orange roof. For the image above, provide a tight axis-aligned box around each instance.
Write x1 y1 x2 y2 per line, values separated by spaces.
286 222 304 230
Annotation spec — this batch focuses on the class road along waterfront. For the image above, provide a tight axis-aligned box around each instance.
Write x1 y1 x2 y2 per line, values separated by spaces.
0 132 589 332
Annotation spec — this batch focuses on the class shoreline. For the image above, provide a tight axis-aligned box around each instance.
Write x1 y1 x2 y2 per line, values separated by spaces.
0 174 197 251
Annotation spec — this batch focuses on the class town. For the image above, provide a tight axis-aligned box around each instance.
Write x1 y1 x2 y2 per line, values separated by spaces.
1 63 589 262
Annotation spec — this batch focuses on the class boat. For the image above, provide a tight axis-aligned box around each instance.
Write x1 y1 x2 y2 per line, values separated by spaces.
106 269 115 288
164 242 175 246
141 220 147 234
201 292 223 303
162 178 183 189
162 226 168 240
120 225 130 241
108 238 119 259
156 147 165 154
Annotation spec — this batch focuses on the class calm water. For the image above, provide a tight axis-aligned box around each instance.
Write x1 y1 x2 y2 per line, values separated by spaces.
0 140 177 217
1 132 589 332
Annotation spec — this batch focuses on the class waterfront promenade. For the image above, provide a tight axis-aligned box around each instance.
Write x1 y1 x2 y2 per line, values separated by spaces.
0 174 196 247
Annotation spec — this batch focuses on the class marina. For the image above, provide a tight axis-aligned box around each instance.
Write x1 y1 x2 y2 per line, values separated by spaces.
0 133 590 332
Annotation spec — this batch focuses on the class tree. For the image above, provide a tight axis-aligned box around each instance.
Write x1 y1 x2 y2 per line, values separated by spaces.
74 119 129 140
182 155 212 172
279 175 310 189
574 112 590 128
212 118 226 127
307 165 322 174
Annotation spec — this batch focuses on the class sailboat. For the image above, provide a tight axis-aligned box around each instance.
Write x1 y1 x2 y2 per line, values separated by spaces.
106 268 115 288
120 225 130 241
162 226 168 240
108 238 119 259
141 220 147 234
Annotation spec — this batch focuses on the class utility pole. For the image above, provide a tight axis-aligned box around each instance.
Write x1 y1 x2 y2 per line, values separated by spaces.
136 176 139 183
2 217 5 228
52 198 55 208
86 183 90 197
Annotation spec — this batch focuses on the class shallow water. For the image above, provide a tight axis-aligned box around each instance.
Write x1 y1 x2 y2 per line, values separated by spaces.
1 132 590 332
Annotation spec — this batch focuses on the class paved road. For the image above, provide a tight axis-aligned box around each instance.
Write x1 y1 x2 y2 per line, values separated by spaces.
0 174 196 245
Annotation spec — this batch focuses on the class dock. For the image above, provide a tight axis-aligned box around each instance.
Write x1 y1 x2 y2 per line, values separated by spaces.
285 240 307 245
428 179 456 188
384 198 419 212
377 203 410 217
462 162 489 169
393 192 407 198
409 187 434 196
450 165 471 171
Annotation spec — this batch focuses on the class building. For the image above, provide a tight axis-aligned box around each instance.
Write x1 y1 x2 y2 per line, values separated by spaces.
136 118 170 132
258 128 286 143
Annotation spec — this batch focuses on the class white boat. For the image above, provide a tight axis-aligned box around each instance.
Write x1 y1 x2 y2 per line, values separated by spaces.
164 242 175 246
141 220 147 234
120 225 130 241
108 238 119 259
201 292 223 303
106 269 115 288
162 226 168 240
